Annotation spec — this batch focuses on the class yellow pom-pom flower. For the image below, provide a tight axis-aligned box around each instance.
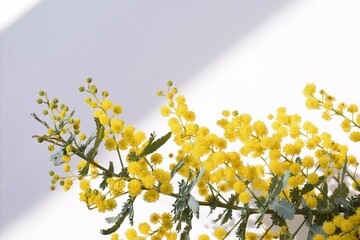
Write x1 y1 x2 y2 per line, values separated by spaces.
303 83 316 97
149 213 160 224
323 221 336 235
239 192 251 204
143 189 159 202
111 233 119 240
125 228 137 240
160 106 171 117
349 131 360 142
110 119 124 134
138 222 150 235
305 97 320 110
213 227 226 240
198 234 210 240
305 196 317 208
312 234 325 240
104 138 117 151
160 181 173 195
141 174 156 189
308 172 319 185
347 104 358 113
101 99 112 111
112 105 122 115
245 232 257 240
79 179 90 191
128 179 142 197
150 153 163 165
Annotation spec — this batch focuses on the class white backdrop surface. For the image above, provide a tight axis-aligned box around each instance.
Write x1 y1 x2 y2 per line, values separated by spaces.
1 1 360 239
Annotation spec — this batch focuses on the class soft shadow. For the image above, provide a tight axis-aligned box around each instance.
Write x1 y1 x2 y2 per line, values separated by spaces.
0 0 288 230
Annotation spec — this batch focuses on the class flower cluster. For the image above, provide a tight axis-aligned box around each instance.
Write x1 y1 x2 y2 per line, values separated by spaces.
33 80 359 239
110 212 177 240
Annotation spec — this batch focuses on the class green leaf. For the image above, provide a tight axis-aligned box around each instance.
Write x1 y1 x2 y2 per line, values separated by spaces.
307 224 325 240
187 166 205 193
267 175 280 198
172 167 204 236
270 197 295 220
171 157 187 178
93 118 105 151
118 167 129 178
290 188 302 208
187 194 199 218
139 132 172 158
99 162 114 190
50 150 64 166
100 197 134 235
108 161 114 173
105 213 122 224
127 152 138 162
347 194 360 216
348 194 360 207
255 173 289 226
66 133 75 145
147 132 156 146
236 210 249 240
331 182 349 201
295 156 302 164
257 171 290 225
207 195 219 215
301 183 315 195
270 212 283 226
268 171 290 201
254 197 267 227
79 163 90 177
334 196 354 214
213 194 237 225
79 134 96 153
172 180 190 222
317 181 329 209
84 118 105 161
180 216 192 240
54 110 75 134
172 192 193 237
301 199 313 227
255 196 266 209
281 170 291 190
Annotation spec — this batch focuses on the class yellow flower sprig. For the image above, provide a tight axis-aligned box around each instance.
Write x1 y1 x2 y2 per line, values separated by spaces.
33 80 359 240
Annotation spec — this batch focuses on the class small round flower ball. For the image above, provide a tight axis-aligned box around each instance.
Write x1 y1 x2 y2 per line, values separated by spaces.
214 227 226 240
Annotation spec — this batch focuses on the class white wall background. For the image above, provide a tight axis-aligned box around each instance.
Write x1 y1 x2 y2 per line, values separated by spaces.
1 0 359 239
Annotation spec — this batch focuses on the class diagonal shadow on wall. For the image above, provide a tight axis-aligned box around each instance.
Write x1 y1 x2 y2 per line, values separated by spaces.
0 0 289 230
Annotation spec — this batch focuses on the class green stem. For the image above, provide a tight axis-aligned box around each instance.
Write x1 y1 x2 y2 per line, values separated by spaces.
260 222 274 240
115 144 124 169
224 162 263 208
206 181 228 203
144 157 154 171
346 169 359 187
73 149 120 177
31 113 50 129
292 217 307 238
224 218 242 239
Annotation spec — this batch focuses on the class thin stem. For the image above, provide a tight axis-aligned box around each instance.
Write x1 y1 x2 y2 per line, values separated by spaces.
292 217 307 238
115 143 124 169
73 149 119 177
260 222 274 240
144 157 154 171
31 113 50 129
224 218 242 239
206 181 228 203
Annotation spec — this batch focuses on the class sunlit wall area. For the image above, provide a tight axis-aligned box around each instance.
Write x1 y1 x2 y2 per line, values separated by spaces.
1 1 359 239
